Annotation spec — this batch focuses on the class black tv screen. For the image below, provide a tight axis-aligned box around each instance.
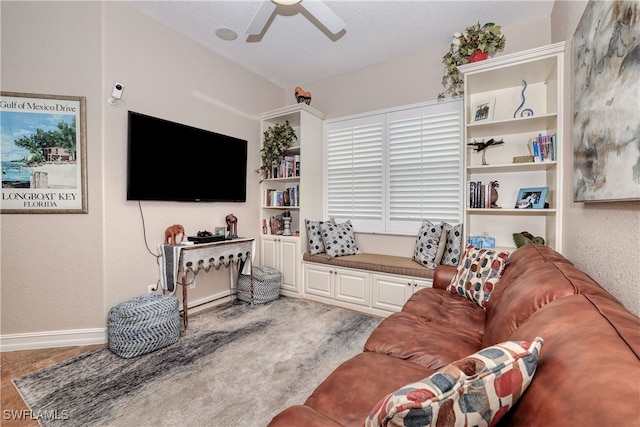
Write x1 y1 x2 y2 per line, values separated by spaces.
127 111 247 202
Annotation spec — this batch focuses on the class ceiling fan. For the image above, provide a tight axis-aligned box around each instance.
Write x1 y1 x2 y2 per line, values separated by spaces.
246 0 346 37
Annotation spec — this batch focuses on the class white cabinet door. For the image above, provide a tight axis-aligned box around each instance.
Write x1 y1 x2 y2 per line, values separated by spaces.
261 237 278 270
304 263 333 298
372 274 434 312
261 236 300 295
334 269 370 307
371 274 413 312
279 238 299 292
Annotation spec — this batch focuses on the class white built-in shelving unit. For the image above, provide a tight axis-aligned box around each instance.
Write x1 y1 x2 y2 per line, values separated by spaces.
259 104 325 296
458 42 565 253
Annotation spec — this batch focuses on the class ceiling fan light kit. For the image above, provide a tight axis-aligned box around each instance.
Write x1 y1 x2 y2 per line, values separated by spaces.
273 0 302 5
246 0 345 37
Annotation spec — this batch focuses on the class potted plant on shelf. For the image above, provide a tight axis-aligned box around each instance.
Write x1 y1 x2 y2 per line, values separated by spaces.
438 22 506 99
258 120 297 180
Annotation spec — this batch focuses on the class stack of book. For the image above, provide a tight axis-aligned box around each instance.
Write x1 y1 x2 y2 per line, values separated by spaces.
264 185 299 207
267 155 300 179
467 181 493 209
530 133 557 162
262 215 284 235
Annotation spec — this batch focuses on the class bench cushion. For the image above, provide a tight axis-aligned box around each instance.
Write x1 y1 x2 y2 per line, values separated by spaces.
303 252 435 280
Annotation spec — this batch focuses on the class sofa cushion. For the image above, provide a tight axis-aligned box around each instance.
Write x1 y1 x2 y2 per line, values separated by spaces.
303 252 436 280
320 220 361 259
447 244 510 308
304 352 433 427
402 288 486 335
482 251 622 347
268 405 343 427
489 244 573 301
364 300 484 371
412 220 444 269
498 295 640 426
365 337 544 427
440 222 464 266
305 218 334 255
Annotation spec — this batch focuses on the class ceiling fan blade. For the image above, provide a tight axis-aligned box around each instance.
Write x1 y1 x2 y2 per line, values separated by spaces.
246 1 277 35
300 1 345 35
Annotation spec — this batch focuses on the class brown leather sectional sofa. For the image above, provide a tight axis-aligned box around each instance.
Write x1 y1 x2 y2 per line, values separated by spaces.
269 244 640 426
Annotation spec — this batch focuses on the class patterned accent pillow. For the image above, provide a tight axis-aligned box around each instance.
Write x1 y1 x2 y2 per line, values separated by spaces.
305 218 334 255
441 222 464 266
447 244 510 308
320 220 361 260
365 337 544 427
412 221 444 269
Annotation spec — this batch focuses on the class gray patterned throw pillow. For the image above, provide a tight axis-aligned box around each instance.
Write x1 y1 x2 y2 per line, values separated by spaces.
320 220 361 260
412 220 444 269
305 218 334 255
441 222 463 266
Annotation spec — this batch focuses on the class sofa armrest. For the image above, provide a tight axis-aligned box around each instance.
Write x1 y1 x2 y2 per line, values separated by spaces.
267 405 343 427
433 265 457 289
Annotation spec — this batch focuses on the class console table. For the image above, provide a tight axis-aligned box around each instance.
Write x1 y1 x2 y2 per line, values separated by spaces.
158 238 254 329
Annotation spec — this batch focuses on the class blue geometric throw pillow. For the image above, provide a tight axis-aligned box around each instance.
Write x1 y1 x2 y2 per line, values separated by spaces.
320 220 361 260
412 220 444 269
305 218 334 255
441 222 463 266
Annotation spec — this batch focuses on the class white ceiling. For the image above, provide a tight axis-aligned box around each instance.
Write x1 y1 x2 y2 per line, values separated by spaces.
128 0 556 88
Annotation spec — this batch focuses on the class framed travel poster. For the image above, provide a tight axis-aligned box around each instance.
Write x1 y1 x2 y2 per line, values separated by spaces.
1 92 87 213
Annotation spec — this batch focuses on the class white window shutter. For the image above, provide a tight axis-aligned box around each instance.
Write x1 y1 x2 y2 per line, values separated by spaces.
326 115 384 231
387 102 463 233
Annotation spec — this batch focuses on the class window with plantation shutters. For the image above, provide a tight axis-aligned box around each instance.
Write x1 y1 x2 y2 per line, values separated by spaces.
386 101 463 233
325 99 463 235
326 114 385 231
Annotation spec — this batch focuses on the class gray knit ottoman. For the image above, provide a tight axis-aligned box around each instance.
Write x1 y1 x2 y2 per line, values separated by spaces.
237 266 281 304
107 294 180 358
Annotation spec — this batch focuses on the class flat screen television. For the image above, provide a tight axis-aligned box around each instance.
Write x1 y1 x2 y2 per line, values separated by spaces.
127 111 247 202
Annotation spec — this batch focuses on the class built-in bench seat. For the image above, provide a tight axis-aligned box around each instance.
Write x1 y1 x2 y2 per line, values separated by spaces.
303 252 435 280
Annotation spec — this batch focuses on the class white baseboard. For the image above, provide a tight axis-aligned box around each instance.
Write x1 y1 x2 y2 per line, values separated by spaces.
1 328 107 352
186 291 234 314
0 292 234 352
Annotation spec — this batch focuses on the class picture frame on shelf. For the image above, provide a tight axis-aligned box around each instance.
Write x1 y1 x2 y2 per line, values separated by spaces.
515 187 548 209
471 98 495 123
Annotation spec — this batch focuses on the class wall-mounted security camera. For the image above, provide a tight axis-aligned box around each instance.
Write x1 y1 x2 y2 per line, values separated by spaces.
107 82 125 106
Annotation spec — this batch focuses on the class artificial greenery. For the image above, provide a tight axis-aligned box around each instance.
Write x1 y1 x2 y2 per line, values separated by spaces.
258 120 297 179
438 22 506 99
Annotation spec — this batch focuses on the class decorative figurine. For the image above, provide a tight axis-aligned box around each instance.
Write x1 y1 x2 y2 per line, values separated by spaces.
513 231 545 248
282 217 292 236
294 86 312 105
467 138 505 165
490 181 500 208
164 224 185 245
225 213 238 238
513 79 534 118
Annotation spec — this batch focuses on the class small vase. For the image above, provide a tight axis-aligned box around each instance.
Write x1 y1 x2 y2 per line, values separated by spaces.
469 50 489 63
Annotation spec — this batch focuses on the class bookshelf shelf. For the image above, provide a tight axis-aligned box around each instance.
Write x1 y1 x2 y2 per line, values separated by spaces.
467 161 557 174
467 208 557 215
466 113 557 138
262 206 300 210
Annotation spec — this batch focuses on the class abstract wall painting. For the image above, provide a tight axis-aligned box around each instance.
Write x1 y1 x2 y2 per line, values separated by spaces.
573 1 640 202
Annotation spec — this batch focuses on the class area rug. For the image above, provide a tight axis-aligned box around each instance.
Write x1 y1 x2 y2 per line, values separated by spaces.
13 297 382 427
